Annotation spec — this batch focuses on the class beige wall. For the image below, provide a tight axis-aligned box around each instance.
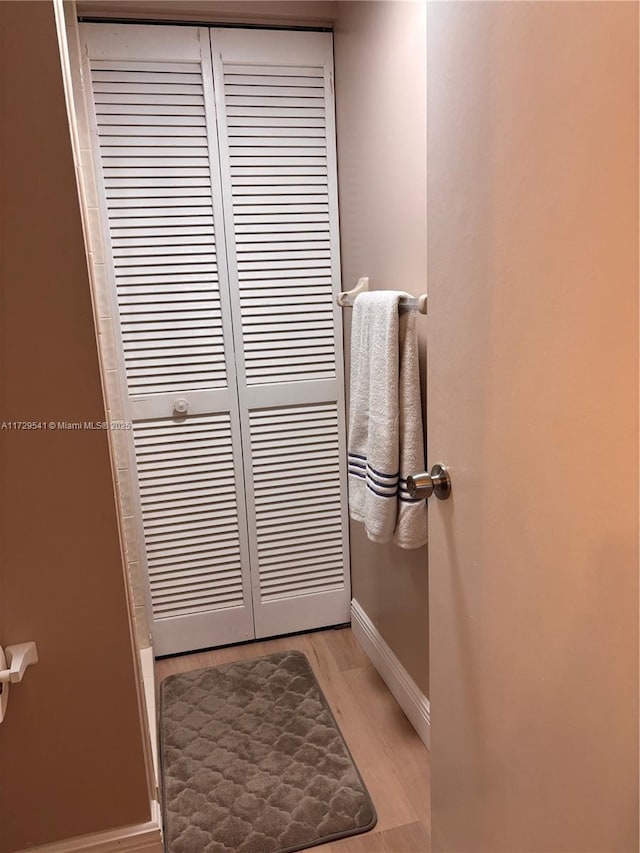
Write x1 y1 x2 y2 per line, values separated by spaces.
0 3 151 850
334 1 429 695
427 2 638 850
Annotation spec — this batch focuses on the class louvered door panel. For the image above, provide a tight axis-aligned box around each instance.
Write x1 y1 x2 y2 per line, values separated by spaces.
213 29 350 638
134 414 244 618
223 61 336 385
82 24 254 655
250 404 347 605
91 60 225 396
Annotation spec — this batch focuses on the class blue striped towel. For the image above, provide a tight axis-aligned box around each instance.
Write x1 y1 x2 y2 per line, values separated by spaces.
347 291 427 548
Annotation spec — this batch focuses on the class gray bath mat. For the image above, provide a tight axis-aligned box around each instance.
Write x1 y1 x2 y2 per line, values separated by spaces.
160 650 376 853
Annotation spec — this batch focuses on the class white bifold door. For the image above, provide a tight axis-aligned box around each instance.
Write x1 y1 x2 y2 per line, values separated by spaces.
80 23 350 656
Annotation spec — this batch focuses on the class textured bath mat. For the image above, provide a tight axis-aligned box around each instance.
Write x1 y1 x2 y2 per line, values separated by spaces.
160 650 376 853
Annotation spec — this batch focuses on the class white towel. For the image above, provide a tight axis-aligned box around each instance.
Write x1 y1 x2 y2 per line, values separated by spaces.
394 306 428 548
347 291 428 548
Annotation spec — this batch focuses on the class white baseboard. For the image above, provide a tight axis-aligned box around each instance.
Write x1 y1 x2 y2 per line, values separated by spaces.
20 802 163 853
351 599 431 749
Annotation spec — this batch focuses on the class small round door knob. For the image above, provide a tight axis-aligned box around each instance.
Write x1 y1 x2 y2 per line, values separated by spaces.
173 398 189 415
406 464 451 501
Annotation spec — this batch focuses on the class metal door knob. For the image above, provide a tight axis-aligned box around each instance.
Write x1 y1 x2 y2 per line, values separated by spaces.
406 464 451 501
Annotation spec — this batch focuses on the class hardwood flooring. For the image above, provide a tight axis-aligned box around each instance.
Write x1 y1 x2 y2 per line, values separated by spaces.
155 627 431 852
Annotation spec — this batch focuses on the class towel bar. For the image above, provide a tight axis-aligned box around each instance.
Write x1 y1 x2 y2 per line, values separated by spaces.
337 277 427 314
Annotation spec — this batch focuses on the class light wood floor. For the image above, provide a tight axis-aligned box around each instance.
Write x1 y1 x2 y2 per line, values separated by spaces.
156 627 431 852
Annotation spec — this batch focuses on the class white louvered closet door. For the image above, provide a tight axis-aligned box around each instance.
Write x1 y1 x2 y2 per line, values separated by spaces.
81 24 255 655
212 29 351 638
